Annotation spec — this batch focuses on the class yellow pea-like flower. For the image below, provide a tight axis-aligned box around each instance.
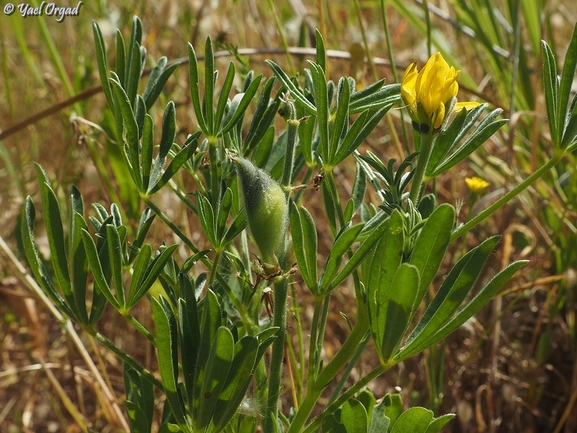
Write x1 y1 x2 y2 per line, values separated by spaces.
465 176 490 194
401 52 479 134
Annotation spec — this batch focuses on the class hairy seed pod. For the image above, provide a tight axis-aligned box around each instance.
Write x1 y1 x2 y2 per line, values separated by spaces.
233 156 288 260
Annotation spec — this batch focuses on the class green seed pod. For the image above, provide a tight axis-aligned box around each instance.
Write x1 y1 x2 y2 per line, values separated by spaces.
232 156 288 260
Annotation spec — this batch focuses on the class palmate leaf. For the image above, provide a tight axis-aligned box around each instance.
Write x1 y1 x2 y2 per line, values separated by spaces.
329 77 351 164
188 42 209 134
401 236 500 358
318 222 364 293
219 74 263 136
349 83 401 114
397 258 528 360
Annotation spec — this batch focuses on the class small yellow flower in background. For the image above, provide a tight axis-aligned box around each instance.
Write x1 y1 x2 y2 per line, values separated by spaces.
465 177 490 194
401 52 479 134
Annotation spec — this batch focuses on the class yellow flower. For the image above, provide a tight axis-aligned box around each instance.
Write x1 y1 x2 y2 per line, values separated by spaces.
401 52 479 134
465 177 490 194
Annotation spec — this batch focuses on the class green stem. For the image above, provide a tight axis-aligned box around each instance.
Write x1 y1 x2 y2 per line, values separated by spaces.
290 283 306 401
86 327 165 391
325 170 346 231
302 363 391 433
169 179 198 213
287 313 370 433
122 312 156 346
208 249 222 287
409 133 435 206
315 294 331 375
143 197 200 253
327 332 370 405
263 276 290 431
307 299 324 384
451 152 564 241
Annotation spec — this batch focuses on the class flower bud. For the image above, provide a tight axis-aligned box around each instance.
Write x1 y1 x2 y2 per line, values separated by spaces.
232 156 288 260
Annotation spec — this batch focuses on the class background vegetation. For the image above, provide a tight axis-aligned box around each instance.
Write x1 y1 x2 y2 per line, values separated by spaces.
1 0 577 432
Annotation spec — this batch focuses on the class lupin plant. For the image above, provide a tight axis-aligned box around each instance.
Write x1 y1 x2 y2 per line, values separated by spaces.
17 14 577 433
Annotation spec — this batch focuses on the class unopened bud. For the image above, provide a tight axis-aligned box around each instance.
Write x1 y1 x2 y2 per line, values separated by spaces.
232 156 288 260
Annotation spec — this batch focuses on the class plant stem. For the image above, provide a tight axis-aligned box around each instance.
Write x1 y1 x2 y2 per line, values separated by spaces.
89 328 165 391
307 299 324 384
451 152 564 241
409 132 435 206
327 332 370 405
302 363 391 433
287 313 370 433
263 276 289 431
122 312 156 345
